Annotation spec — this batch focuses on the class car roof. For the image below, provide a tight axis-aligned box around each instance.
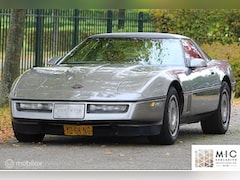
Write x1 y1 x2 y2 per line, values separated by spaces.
89 32 189 39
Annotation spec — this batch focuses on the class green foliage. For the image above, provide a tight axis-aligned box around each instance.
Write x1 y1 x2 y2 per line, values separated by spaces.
150 9 240 45
201 42 240 98
230 61 240 98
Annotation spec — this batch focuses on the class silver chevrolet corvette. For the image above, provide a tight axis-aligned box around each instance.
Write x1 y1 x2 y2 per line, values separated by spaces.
9 33 235 145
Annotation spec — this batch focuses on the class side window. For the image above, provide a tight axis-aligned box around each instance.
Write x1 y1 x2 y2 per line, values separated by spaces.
182 39 203 59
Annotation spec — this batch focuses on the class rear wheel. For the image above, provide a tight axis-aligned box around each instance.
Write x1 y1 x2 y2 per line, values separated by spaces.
201 81 231 134
148 87 180 145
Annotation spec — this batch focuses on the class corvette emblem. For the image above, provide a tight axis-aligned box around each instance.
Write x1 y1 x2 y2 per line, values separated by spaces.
72 84 83 89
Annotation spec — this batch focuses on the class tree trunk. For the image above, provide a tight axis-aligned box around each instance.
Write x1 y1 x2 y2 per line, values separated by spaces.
0 9 26 106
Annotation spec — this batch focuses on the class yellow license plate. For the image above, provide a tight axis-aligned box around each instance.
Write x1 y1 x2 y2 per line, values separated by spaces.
64 125 93 136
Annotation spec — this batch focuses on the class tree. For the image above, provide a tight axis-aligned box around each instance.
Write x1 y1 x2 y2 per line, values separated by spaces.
0 9 26 107
150 9 240 45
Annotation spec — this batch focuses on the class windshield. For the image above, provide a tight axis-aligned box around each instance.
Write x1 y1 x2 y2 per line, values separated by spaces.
60 38 185 66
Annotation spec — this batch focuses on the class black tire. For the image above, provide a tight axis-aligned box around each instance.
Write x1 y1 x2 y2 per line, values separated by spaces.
13 124 45 143
148 87 180 145
14 132 45 143
201 81 231 134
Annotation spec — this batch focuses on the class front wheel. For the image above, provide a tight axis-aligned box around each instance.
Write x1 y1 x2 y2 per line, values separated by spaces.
12 122 45 142
201 81 231 134
14 132 45 143
148 87 180 145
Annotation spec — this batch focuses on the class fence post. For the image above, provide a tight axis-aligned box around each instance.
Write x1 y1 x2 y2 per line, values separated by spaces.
52 9 59 56
138 12 143 32
118 9 125 29
107 10 112 33
72 9 80 48
35 9 44 67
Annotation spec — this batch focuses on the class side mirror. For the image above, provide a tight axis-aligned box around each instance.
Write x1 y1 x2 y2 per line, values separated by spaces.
47 57 62 66
188 58 207 69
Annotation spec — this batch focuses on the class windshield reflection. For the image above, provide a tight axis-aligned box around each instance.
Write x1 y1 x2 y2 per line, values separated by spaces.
61 38 185 66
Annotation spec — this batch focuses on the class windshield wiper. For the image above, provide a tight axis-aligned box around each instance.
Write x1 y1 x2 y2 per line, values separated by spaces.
61 61 108 65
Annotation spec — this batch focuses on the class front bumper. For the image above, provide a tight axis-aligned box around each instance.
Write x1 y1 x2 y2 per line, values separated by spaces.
11 98 165 137
11 99 165 122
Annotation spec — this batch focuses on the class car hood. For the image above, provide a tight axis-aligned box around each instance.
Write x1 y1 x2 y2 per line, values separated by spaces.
11 64 172 101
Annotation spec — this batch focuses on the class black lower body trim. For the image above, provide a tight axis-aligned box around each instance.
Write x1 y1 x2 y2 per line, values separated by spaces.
12 118 162 137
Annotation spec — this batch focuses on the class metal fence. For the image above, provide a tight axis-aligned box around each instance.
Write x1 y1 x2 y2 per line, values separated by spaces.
0 9 155 78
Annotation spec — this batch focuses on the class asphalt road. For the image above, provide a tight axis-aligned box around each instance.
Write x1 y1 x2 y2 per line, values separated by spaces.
0 106 239 170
